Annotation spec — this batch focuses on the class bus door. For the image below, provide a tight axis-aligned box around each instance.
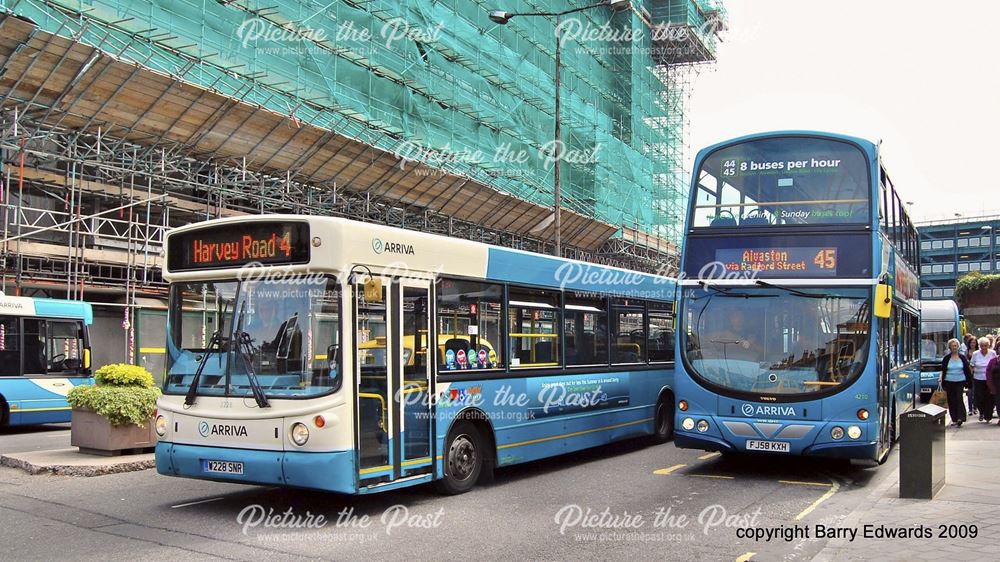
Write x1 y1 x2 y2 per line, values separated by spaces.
354 276 433 486
877 316 892 459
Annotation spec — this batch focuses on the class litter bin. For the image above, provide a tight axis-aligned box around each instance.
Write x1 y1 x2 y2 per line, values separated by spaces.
899 403 947 499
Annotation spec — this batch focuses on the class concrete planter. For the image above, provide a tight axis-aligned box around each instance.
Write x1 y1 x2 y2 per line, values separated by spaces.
70 409 156 456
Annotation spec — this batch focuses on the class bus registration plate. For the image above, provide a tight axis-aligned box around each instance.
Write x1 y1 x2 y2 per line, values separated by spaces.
745 440 790 453
203 460 244 474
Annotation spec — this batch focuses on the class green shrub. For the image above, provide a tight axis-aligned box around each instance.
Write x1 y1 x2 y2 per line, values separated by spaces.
68 363 159 426
93 363 155 388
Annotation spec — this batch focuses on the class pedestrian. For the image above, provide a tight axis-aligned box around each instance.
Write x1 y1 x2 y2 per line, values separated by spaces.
970 337 997 422
988 350 1000 424
964 334 978 415
941 338 973 427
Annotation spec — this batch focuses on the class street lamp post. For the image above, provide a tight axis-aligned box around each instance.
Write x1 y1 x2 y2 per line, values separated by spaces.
489 0 631 257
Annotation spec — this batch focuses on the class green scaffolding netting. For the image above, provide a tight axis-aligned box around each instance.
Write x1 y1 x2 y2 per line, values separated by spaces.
3 0 725 245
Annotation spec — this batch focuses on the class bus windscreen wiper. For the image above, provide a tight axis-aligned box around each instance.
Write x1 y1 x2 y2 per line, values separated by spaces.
755 279 826 299
233 299 270 409
184 300 230 407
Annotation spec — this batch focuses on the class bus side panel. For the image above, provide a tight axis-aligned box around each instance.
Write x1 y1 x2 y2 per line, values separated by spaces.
436 369 671 468
0 377 91 426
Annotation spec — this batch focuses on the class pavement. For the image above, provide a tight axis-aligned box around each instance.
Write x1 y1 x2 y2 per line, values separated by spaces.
0 448 155 476
812 409 1000 561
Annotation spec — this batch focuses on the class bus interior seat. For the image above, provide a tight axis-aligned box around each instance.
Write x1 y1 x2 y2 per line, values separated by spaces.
535 341 553 363
710 210 738 227
740 209 773 226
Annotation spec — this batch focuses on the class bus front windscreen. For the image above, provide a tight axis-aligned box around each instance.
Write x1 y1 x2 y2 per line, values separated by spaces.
681 286 870 396
692 136 870 228
921 321 956 361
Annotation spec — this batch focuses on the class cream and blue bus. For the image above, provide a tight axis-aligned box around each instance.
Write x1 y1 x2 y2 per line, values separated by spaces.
154 216 676 494
674 131 919 462
919 300 961 399
0 294 93 427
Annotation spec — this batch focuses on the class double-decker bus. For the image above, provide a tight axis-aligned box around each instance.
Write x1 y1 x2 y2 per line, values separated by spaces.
919 300 961 399
154 216 677 494
674 131 919 462
0 294 93 427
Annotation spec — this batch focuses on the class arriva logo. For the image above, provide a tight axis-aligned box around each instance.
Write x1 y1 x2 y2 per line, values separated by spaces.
372 237 415 256
741 404 796 417
198 421 249 437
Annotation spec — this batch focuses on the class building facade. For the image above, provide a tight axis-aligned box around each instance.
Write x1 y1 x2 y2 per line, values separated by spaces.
918 214 1000 300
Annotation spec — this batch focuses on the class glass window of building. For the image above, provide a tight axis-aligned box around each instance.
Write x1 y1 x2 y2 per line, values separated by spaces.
944 240 954 248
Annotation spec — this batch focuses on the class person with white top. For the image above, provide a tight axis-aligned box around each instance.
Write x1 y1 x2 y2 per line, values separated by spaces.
970 337 997 422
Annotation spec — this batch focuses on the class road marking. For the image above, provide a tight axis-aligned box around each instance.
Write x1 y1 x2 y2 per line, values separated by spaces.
794 477 840 520
778 480 834 487
690 474 735 480
653 464 686 475
171 497 224 509
735 553 756 562
698 452 721 460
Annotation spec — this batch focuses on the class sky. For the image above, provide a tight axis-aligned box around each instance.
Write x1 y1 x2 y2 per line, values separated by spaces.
686 0 1000 223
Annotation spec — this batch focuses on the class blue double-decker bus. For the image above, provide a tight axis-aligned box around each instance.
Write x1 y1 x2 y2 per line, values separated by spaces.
0 293 93 427
673 131 919 462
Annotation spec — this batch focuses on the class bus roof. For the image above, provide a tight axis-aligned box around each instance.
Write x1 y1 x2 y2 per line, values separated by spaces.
0 295 93 323
920 299 960 321
693 130 877 163
163 215 675 299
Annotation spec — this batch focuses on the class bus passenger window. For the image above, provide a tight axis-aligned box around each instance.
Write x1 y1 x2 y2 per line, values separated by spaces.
508 286 560 369
647 302 674 363
611 299 645 364
564 294 607 366
22 319 46 375
436 279 503 371
0 316 20 375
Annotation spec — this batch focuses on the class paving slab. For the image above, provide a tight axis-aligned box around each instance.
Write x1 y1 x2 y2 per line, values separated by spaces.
0 448 155 476
811 414 1000 561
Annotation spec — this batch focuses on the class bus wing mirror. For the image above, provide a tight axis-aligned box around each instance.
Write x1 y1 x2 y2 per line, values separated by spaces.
874 284 892 319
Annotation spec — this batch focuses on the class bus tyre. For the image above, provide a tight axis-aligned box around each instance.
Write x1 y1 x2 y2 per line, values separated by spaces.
651 399 673 444
435 421 483 495
0 398 8 429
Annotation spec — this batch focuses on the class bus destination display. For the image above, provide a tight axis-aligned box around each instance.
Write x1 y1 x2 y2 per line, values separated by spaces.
715 247 837 276
167 222 310 271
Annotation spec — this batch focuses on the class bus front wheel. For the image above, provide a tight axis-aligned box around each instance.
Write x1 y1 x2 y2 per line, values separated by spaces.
650 398 674 444
435 421 483 495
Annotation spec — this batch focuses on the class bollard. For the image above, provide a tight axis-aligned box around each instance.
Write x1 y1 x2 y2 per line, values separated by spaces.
899 403 947 499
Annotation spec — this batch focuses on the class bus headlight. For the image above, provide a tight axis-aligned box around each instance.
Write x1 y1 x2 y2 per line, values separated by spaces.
830 426 844 440
847 425 862 440
681 417 695 431
696 420 710 433
290 422 310 446
154 415 167 437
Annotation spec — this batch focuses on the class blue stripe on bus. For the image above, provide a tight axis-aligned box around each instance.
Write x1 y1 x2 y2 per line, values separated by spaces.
32 299 93 323
485 247 672 298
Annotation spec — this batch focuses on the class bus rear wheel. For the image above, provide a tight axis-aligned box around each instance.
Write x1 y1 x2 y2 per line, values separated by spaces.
650 398 673 444
435 421 483 495
0 398 8 429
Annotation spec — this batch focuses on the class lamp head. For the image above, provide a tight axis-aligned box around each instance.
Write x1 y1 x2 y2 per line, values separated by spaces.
489 10 512 24
607 0 631 12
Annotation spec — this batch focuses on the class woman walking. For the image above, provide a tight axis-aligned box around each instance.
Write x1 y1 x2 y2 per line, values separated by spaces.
941 338 973 426
988 351 1000 424
971 337 997 422
964 334 979 416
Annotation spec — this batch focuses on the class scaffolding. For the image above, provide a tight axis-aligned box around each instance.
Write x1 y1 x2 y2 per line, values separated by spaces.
0 0 724 363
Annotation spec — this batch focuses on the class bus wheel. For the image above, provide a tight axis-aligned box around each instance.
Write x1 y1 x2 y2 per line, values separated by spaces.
650 398 674 444
435 421 483 495
0 398 8 429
